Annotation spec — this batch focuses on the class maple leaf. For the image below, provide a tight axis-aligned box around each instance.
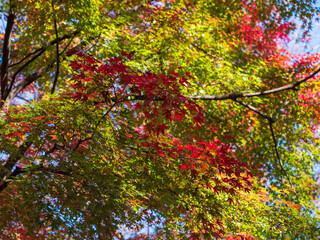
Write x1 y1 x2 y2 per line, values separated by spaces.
174 113 182 122
180 164 188 171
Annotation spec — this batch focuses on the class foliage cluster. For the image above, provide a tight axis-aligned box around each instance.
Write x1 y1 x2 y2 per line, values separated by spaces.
1 0 320 239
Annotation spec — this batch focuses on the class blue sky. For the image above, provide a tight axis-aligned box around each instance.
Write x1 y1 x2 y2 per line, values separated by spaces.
286 0 320 55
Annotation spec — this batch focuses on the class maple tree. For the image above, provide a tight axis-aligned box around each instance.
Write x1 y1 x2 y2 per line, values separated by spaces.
1 0 320 239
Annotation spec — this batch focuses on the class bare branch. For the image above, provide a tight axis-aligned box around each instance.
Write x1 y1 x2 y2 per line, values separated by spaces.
49 30 81 47
113 4 144 17
93 102 117 136
45 143 58 155
59 34 76 56
15 95 31 102
124 67 320 105
0 143 68 192
191 42 216 60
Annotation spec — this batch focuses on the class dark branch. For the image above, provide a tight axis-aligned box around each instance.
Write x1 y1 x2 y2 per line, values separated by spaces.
45 143 58 155
3 30 81 105
48 30 81 47
191 42 216 60
8 49 46 94
4 70 43 107
9 30 80 68
0 141 32 184
0 143 67 192
8 48 44 68
92 102 117 137
234 98 275 123
15 95 31 102
123 67 320 105
232 97 301 203
0 11 15 100
268 122 300 204
184 67 320 101
0 165 72 192
40 167 72 176
59 34 76 56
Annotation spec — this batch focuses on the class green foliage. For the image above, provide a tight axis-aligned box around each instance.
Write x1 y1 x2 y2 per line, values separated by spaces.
0 0 320 239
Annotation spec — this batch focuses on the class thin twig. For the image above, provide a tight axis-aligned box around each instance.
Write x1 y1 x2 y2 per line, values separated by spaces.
95 103 117 127
4 33 81 106
92 102 118 139
15 95 31 102
191 42 216 60
268 121 300 204
234 98 275 123
233 99 300 203
0 141 32 192
7 33 79 96
59 34 76 56
45 143 58 155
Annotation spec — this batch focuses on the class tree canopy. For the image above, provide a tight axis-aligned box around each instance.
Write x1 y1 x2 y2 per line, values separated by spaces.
1 0 320 239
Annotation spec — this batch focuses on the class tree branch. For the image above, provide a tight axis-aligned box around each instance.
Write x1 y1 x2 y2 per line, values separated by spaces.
191 42 217 60
0 143 68 192
15 95 31 102
0 142 32 187
113 4 144 17
2 30 81 105
4 70 43 107
72 138 91 152
232 98 301 203
8 30 80 68
0 10 15 100
8 49 46 94
233 98 275 123
123 67 320 105
92 102 118 138
59 34 76 56
233 90 301 204
0 165 73 192
184 67 320 101
268 122 300 204
8 48 44 68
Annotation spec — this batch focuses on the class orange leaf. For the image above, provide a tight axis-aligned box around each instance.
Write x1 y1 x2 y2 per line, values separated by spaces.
50 135 58 140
